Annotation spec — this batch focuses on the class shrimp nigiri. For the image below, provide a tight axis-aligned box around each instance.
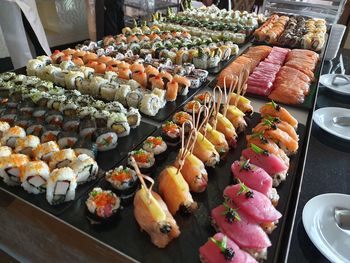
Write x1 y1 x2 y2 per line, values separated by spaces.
191 131 220 167
211 113 238 148
229 92 253 116
223 105 247 133
201 123 229 156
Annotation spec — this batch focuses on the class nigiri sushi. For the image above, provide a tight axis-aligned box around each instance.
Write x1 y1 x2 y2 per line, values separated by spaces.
158 166 197 215
224 105 247 133
191 131 220 167
260 101 298 129
166 80 178 101
211 204 271 260
229 93 253 116
231 160 279 205
199 233 258 263
201 123 229 157
241 144 288 186
210 113 238 147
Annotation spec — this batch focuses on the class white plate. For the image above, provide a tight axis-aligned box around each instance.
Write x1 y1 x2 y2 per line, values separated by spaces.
313 107 350 140
303 193 350 263
319 74 350 95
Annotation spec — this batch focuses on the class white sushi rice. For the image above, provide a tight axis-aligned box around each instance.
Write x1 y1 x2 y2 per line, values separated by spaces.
14 135 40 156
21 161 50 194
69 154 98 184
49 148 77 170
0 146 12 157
1 126 26 148
46 167 77 205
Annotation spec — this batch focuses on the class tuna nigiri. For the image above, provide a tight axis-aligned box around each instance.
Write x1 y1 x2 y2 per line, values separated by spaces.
199 233 258 263
231 160 279 205
158 166 197 215
241 144 288 186
211 203 271 260
260 101 298 129
224 183 282 225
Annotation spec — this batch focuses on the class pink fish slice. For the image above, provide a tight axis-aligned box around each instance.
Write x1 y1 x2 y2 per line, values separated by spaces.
211 203 271 250
223 183 282 223
199 232 258 263
231 160 272 196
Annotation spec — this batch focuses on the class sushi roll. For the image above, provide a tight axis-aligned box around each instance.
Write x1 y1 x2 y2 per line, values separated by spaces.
114 84 131 106
0 146 12 157
89 76 109 97
100 83 118 101
17 101 35 117
105 166 139 199
142 136 167 161
93 128 118 152
26 121 46 138
94 110 110 128
69 154 98 184
45 110 63 127
0 121 10 138
26 59 45 76
126 89 144 108
73 138 98 159
0 109 17 126
127 149 155 175
77 106 98 120
49 148 76 170
192 69 209 82
53 71 69 88
1 126 26 148
140 93 161 116
14 135 40 157
161 121 181 146
46 167 77 205
186 75 201 89
63 116 80 133
33 141 60 162
173 75 191 95
59 99 79 116
172 111 192 126
20 161 50 194
184 100 201 114
47 95 66 111
104 101 127 114
126 107 141 128
79 119 97 139
57 131 78 149
0 154 30 186
107 112 130 137
64 71 84 90
166 81 178 101
85 187 121 224
32 107 48 123
40 125 61 143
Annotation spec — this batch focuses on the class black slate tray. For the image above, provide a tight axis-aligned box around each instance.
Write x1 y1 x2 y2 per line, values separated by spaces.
60 113 307 263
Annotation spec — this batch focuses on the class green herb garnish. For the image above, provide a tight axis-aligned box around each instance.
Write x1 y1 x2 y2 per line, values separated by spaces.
240 159 251 171
210 235 235 261
222 202 241 223
250 143 268 155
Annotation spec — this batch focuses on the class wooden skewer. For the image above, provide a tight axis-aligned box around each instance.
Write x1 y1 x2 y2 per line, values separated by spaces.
177 120 195 174
130 157 155 199
223 74 238 117
212 86 222 130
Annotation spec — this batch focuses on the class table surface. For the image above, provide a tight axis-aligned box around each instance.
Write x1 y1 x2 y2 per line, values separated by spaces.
286 49 350 263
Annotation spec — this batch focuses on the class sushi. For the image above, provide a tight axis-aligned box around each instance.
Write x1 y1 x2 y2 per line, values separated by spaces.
85 187 121 225
161 121 181 146
126 107 141 128
0 154 30 186
191 131 220 168
49 148 77 170
63 116 80 133
20 161 50 194
140 93 161 116
1 126 26 148
199 233 258 263
41 125 61 143
46 167 77 205
260 101 298 129
57 131 78 149
107 113 130 137
69 154 98 184
73 138 98 159
79 119 97 139
241 144 288 186
128 149 155 175
0 146 12 157
14 135 41 157
33 141 60 162
142 136 167 161
158 166 197 215
0 121 10 138
202 123 229 157
94 128 118 152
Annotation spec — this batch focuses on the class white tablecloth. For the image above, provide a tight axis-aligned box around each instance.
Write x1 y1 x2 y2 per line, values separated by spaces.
0 0 51 68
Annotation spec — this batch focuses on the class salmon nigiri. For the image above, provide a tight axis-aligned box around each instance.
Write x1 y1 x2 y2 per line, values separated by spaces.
211 203 271 260
263 117 299 141
134 186 180 248
260 101 298 129
158 166 197 215
199 233 259 263
231 160 279 205
132 72 148 88
166 80 178 101
191 132 220 167
224 183 282 224
246 133 289 167
241 144 288 186
174 149 208 193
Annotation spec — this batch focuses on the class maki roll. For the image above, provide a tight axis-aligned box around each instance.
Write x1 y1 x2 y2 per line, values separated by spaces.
126 107 141 128
69 154 98 184
46 167 77 205
128 149 155 175
18 101 36 117
172 111 192 126
126 89 144 108
0 154 30 186
192 69 209 82
0 109 17 126
77 106 98 120
45 110 64 127
73 137 97 159
107 113 130 138
32 107 48 122
0 121 10 138
64 71 84 90
63 116 80 133
41 125 61 143
105 166 138 198
85 187 121 224
57 131 78 149
0 146 12 157
114 84 131 106
33 141 60 162
79 119 97 139
14 135 40 157
26 121 46 138
104 101 127 114
1 126 26 148
49 148 76 170
173 75 191 96
186 75 201 89
161 121 181 146
184 100 201 114
140 93 161 116
94 110 111 128
142 136 167 161
94 128 118 152
59 100 79 116
20 161 50 194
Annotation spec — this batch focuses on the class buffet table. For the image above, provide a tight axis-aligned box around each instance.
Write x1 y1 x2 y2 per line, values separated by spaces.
0 9 345 263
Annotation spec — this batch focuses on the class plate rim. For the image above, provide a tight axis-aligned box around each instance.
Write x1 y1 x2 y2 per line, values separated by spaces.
320 74 350 96
302 193 350 263
313 107 350 140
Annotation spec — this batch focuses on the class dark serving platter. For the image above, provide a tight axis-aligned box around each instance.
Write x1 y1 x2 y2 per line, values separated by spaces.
59 112 307 263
